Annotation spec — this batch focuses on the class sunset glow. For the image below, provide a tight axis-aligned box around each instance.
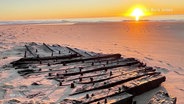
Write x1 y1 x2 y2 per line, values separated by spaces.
0 0 183 20
123 4 152 21
131 8 144 21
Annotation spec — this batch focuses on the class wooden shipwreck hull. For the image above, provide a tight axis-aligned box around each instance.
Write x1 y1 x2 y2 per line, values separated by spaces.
9 43 173 104
65 74 165 104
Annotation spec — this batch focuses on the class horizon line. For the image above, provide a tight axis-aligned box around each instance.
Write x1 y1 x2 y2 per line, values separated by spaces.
0 14 184 21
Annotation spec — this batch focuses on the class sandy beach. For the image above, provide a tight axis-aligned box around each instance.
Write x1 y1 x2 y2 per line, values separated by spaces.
0 21 184 104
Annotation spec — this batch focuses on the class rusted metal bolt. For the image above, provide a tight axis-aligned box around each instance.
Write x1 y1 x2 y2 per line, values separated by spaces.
70 83 75 88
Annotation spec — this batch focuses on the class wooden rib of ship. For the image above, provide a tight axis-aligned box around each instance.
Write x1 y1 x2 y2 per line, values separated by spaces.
10 43 175 104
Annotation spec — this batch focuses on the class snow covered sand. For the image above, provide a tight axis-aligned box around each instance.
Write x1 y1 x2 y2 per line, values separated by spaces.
0 21 184 103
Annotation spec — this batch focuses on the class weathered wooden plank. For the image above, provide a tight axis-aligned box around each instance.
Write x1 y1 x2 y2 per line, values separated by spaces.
70 72 158 95
63 60 139 76
11 53 121 67
77 68 154 84
69 48 92 57
43 43 54 52
66 46 81 56
11 54 79 66
25 45 37 57
124 74 166 96
68 74 165 104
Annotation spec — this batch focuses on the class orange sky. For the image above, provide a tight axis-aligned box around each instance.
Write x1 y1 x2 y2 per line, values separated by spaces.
0 0 183 20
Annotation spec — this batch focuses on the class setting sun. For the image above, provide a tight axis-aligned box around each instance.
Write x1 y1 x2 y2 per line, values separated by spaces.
131 8 144 21
124 4 151 21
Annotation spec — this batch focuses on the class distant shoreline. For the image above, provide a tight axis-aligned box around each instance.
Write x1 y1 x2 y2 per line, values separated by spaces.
1 15 184 25
0 19 184 26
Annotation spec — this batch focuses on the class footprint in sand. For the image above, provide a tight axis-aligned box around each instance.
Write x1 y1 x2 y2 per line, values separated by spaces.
144 57 153 61
113 43 117 46
178 67 184 71
174 71 184 76
158 60 163 63
166 63 174 68
176 87 184 92
133 50 141 55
